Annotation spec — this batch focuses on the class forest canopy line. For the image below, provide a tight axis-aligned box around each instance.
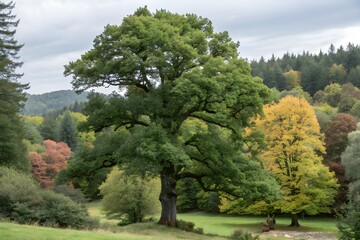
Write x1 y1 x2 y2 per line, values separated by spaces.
251 43 360 95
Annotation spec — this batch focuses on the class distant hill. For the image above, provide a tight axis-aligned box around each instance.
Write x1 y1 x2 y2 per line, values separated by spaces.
23 90 89 116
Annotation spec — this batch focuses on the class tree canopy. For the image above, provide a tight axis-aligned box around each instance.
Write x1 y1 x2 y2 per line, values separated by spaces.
254 96 338 226
341 124 360 196
64 7 278 226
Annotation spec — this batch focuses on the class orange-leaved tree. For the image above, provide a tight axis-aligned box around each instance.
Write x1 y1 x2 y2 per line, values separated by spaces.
255 96 338 227
30 140 71 188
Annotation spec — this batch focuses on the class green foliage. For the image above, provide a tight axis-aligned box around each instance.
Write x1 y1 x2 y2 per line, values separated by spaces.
64 6 278 226
231 229 259 240
175 219 204 234
56 130 126 198
196 191 220 213
317 83 342 107
341 125 360 195
99 167 160 224
23 90 89 116
0 114 29 171
0 166 97 228
251 43 360 95
40 116 60 141
337 194 360 240
53 184 87 204
0 1 24 81
0 1 30 171
350 101 360 119
59 110 78 150
280 86 312 103
177 178 200 212
23 117 43 144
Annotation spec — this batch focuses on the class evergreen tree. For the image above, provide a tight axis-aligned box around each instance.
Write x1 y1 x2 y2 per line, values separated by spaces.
0 1 28 171
59 111 77 150
40 115 59 141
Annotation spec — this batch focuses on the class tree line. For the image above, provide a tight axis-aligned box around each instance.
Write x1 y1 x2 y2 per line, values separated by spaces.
251 43 360 95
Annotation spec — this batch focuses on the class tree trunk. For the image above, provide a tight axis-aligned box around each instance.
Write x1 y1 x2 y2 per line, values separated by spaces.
158 166 177 227
289 213 301 227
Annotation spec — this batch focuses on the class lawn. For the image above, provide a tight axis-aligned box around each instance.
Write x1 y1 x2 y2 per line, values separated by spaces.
0 221 228 240
87 201 338 240
177 212 338 236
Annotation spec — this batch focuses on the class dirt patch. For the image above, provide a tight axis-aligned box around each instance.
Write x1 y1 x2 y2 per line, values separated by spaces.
260 230 337 239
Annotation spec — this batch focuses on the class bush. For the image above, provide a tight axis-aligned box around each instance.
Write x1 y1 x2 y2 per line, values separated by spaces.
99 167 160 224
0 166 97 229
337 194 360 240
176 219 203 234
53 184 87 203
231 229 259 240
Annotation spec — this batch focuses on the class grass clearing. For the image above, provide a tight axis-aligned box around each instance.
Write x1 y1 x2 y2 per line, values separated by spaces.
0 221 228 240
86 201 337 240
177 212 338 236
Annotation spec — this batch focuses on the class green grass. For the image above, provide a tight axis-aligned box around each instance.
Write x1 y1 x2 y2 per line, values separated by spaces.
86 201 337 240
177 212 338 236
0 221 228 240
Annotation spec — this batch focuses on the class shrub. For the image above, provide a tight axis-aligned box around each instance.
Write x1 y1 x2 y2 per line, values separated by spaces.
175 219 203 234
231 229 260 240
176 219 195 232
0 166 97 229
337 194 360 240
53 184 87 203
99 167 160 224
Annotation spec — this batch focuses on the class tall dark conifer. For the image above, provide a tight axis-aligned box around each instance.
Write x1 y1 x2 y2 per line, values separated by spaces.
59 111 77 150
0 1 29 171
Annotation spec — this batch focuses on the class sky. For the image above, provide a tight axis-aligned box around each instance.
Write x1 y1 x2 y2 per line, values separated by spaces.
12 0 360 94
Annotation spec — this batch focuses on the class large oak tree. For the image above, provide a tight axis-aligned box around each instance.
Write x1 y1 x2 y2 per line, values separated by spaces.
64 7 277 226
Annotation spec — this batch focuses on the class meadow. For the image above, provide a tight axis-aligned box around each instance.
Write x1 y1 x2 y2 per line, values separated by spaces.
0 202 338 240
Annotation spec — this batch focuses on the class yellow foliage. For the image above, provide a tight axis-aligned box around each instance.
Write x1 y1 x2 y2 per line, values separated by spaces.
253 96 338 215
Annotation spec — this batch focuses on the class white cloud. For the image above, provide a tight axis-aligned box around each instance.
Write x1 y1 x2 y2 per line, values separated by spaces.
11 0 360 93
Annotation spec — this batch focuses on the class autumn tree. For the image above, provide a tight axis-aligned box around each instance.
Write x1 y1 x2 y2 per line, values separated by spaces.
325 113 357 162
255 96 338 227
64 7 278 227
324 113 357 210
0 1 29 171
30 140 71 188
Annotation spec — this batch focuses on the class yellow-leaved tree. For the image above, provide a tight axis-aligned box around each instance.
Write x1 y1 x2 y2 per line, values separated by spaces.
256 96 338 227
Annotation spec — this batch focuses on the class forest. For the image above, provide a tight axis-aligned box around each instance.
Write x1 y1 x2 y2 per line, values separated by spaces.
1 2 360 240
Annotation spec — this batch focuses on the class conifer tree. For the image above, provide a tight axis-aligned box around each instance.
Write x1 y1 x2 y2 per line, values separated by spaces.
0 1 28 171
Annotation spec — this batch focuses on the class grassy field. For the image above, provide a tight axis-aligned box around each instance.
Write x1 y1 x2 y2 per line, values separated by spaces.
0 202 339 240
87 201 338 240
0 221 230 240
178 212 338 236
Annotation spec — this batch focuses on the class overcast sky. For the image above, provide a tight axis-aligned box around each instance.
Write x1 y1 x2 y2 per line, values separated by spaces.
13 0 360 94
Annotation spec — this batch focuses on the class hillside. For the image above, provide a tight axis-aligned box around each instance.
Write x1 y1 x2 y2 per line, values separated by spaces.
22 90 89 115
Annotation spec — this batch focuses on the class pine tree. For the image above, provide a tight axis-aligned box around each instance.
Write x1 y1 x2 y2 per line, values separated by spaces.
59 111 77 150
0 1 29 171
